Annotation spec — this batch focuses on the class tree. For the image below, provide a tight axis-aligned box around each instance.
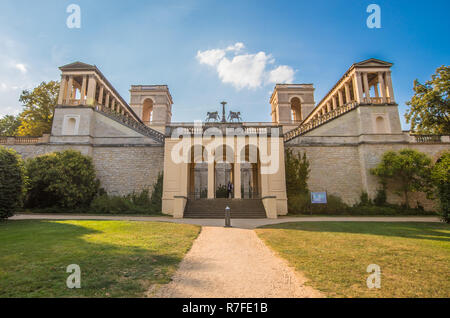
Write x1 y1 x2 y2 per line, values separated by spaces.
0 147 26 220
0 115 21 136
285 148 310 198
26 150 100 209
405 66 450 134
431 152 450 223
370 149 433 208
17 81 60 136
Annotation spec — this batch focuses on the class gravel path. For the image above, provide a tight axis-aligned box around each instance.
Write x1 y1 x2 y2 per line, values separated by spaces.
152 226 323 298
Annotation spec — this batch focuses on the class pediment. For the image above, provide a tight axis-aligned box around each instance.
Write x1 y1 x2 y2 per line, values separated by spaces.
59 61 96 71
354 58 393 68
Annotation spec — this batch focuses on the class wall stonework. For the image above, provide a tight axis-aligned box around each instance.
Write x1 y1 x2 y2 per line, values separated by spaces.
4 143 164 196
92 146 164 195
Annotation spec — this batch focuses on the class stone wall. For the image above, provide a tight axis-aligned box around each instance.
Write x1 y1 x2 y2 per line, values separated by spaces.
4 143 164 196
287 142 449 210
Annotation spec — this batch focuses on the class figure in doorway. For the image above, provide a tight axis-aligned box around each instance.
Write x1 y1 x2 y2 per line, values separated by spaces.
227 181 234 199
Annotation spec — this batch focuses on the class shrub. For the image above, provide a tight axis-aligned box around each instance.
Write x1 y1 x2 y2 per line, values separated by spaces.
90 189 163 215
288 192 349 215
371 149 433 208
431 152 450 223
357 192 373 206
0 147 26 220
25 150 99 209
285 148 310 198
374 188 387 206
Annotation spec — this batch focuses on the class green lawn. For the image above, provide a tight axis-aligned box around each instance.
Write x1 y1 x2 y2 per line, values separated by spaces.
0 220 200 297
256 222 450 298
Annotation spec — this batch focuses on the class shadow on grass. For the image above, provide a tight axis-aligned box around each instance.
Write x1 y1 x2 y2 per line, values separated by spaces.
0 220 193 297
258 222 450 243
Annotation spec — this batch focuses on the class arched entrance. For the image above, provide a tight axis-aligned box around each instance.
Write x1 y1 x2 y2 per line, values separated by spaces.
142 98 153 125
187 145 208 199
240 144 261 199
214 145 235 198
290 97 302 123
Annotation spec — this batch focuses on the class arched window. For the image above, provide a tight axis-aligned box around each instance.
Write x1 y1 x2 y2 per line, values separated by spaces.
291 97 302 123
142 99 153 124
375 116 386 133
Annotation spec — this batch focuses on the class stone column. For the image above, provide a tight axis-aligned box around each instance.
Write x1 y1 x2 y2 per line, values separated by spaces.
80 75 87 104
374 83 379 98
363 72 370 100
234 162 241 199
332 95 337 109
58 75 67 105
98 86 104 107
344 82 351 103
327 102 332 112
353 72 364 103
111 99 116 112
385 71 395 103
105 92 110 108
338 89 344 106
66 76 74 103
207 162 215 199
86 75 97 106
378 72 386 103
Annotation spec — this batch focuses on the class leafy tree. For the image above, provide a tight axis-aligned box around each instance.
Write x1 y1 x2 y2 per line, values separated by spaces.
285 148 310 198
17 81 60 136
405 66 450 134
370 149 433 208
431 152 450 223
0 147 26 220
0 115 21 136
26 150 99 209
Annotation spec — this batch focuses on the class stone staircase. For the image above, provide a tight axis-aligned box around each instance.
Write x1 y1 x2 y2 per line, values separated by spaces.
184 199 267 219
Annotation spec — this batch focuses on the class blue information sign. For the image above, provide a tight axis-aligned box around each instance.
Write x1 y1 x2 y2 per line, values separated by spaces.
311 192 327 204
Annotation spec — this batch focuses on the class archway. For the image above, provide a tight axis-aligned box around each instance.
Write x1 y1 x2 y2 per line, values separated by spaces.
375 116 386 133
290 97 302 123
142 98 153 124
240 144 261 199
214 145 235 198
188 145 208 199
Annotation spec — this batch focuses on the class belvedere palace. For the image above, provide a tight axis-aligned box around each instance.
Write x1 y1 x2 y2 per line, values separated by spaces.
3 59 449 218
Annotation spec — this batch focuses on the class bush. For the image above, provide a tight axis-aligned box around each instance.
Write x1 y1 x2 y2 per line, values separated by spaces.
288 192 349 215
90 174 164 215
374 188 387 206
0 147 26 220
431 152 450 223
90 189 163 215
25 150 99 209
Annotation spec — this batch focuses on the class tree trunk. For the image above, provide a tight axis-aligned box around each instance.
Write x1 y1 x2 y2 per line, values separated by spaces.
404 190 410 208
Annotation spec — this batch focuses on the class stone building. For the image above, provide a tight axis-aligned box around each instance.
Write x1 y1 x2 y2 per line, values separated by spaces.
2 59 449 218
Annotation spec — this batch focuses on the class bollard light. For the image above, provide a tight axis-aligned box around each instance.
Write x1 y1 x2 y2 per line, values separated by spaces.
225 206 231 228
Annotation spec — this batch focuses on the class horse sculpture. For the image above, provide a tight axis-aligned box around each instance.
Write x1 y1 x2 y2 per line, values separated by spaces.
205 111 220 122
228 111 242 122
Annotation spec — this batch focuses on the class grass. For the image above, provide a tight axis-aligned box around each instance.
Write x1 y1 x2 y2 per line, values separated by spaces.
0 220 200 298
256 222 450 298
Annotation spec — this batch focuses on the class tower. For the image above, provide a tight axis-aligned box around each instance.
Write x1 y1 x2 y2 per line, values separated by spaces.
270 84 316 131
129 85 173 133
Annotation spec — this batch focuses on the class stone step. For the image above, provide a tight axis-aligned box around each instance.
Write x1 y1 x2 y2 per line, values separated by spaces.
184 199 267 219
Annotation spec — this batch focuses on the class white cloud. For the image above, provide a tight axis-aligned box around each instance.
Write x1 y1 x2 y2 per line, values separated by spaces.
14 63 27 74
268 65 295 84
217 52 270 89
197 42 295 89
196 49 226 66
226 42 245 52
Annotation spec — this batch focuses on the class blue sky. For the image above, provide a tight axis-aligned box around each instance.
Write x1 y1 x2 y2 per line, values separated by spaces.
0 0 449 128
